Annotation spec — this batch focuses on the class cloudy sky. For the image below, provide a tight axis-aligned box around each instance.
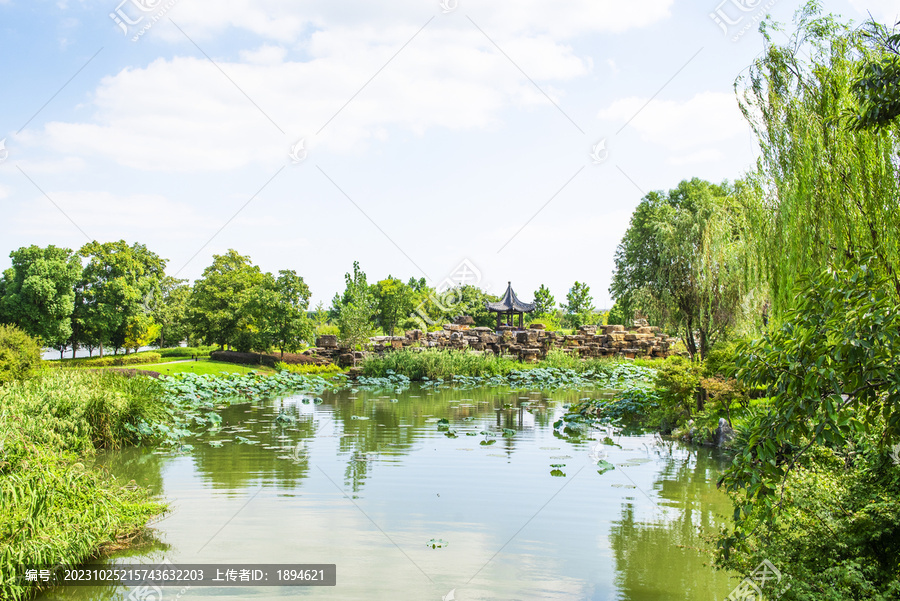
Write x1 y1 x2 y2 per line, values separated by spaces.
1 0 897 309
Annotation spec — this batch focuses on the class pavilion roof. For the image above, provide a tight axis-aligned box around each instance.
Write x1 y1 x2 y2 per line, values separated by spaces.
486 282 536 313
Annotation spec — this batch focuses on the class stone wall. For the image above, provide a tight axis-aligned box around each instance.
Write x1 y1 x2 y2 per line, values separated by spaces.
307 319 679 366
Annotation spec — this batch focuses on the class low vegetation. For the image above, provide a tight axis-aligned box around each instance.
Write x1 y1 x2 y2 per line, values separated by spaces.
0 370 171 601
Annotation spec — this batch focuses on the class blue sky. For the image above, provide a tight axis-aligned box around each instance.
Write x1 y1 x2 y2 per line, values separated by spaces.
1 0 897 309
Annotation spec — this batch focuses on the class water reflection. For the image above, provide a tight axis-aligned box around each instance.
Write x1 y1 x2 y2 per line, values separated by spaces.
42 383 736 601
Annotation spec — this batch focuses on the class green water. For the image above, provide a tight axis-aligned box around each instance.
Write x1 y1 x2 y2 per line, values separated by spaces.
37 384 738 600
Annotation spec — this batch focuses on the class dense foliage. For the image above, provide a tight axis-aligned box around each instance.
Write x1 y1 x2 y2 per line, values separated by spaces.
610 178 757 359
0 325 43 385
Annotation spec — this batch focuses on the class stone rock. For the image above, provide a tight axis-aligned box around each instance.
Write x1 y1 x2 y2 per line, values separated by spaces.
715 418 735 447
454 315 475 326
317 335 338 348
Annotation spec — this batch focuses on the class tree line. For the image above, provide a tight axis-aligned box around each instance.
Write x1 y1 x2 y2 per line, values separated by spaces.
0 242 610 357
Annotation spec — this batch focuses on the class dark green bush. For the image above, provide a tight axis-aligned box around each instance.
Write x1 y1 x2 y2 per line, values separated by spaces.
653 355 702 432
0 324 43 385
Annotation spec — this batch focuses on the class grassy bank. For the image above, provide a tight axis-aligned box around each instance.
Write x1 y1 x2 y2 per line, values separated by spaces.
361 348 661 381
128 358 276 377
0 371 171 601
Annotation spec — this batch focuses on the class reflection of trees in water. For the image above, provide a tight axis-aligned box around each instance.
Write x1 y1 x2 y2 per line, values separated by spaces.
95 447 167 497
608 446 733 601
164 383 601 494
188 400 315 490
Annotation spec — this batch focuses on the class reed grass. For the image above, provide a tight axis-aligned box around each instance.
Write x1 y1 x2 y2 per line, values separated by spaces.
0 371 169 600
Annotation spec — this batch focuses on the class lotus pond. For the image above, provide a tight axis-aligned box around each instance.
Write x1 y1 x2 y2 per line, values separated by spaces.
36 371 738 601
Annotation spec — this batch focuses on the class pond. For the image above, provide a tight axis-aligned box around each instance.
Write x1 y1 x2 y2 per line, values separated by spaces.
37 383 737 601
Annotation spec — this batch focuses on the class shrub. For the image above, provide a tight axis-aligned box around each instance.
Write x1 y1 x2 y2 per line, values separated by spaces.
275 362 345 376
157 345 216 358
210 350 320 368
0 324 43 385
316 324 340 337
54 352 162 369
653 355 702 432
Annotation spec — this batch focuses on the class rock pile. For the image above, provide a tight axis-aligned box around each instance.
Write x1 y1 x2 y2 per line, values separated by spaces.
305 318 678 365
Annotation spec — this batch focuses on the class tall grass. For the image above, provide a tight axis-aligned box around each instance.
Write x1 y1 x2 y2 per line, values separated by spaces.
0 371 170 600
360 349 664 380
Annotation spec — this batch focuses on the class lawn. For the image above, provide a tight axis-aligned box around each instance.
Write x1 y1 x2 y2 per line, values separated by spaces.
130 358 276 376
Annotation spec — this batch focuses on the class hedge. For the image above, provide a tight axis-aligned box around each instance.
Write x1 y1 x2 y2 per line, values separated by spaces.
210 350 321 368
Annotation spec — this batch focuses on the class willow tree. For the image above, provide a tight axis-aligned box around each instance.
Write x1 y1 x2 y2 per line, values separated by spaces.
611 178 756 360
738 4 900 317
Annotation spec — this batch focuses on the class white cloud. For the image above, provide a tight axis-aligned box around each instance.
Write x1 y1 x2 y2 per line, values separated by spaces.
0 184 10 200
35 26 590 171
599 91 748 152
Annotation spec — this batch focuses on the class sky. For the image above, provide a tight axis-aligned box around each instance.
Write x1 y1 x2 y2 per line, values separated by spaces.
1 0 898 310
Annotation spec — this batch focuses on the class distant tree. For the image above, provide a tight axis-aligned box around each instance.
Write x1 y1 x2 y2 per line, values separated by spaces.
0 245 82 353
149 276 191 348
256 269 313 358
374 277 414 336
532 284 556 316
444 285 498 329
606 300 631 327
610 179 751 359
310 302 329 331
335 261 376 348
189 250 264 350
124 315 160 353
562 282 594 329
407 276 428 293
78 240 166 356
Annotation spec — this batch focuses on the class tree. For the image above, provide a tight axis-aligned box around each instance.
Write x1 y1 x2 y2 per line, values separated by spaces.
334 261 376 348
149 276 191 348
848 19 900 130
444 285 498 329
738 6 900 316
256 269 313 357
78 240 166 356
189 250 264 350
0 245 81 353
562 282 594 329
532 284 556 316
610 179 753 359
124 315 160 352
373 277 414 336
717 258 900 596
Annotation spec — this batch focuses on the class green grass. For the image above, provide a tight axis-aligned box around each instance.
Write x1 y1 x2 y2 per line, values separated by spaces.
127 358 276 376
361 348 665 380
0 371 171 600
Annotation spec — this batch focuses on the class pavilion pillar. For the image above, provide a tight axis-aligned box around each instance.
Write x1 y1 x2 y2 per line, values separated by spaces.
518 312 523 329
496 312 502 330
